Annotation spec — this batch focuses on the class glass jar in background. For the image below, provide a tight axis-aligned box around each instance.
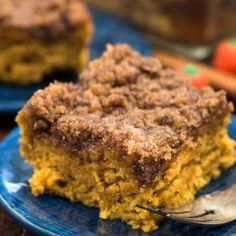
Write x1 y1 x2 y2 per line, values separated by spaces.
86 0 236 59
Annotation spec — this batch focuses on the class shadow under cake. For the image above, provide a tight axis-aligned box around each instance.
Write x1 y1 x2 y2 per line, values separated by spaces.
0 0 92 84
16 44 235 232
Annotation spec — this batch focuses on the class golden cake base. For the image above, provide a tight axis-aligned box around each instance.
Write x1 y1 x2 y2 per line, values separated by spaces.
17 116 235 232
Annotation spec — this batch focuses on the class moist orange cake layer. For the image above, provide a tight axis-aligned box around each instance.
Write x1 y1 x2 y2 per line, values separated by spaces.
16 44 235 232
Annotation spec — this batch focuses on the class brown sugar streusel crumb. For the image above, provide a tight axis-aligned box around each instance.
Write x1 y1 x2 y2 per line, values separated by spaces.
0 0 91 40
19 44 233 186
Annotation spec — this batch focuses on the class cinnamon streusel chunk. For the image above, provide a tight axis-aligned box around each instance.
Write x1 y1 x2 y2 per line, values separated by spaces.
16 44 235 232
0 0 92 84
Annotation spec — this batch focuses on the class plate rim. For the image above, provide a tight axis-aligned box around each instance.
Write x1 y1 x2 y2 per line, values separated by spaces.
0 129 59 236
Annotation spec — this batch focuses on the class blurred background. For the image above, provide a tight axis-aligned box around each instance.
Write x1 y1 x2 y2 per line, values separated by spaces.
0 0 235 235
87 0 236 59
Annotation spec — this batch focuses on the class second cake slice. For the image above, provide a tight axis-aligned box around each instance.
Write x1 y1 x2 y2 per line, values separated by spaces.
0 0 92 84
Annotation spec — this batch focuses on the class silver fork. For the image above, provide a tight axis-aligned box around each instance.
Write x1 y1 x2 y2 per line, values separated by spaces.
137 183 236 227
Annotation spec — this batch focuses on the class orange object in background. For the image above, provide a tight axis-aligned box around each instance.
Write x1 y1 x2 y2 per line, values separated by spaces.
156 50 236 96
181 64 209 89
213 38 236 74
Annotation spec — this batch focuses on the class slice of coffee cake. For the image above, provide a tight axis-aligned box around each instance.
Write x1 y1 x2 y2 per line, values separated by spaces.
0 0 92 84
16 44 235 232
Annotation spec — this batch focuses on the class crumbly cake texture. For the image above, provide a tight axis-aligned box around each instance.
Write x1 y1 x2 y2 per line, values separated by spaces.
0 0 92 84
17 44 235 232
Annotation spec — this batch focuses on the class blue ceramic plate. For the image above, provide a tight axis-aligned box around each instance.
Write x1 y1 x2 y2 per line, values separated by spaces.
0 116 235 236
0 8 151 114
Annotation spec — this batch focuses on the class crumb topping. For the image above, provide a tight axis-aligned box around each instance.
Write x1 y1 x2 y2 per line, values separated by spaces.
19 44 233 185
0 0 91 39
